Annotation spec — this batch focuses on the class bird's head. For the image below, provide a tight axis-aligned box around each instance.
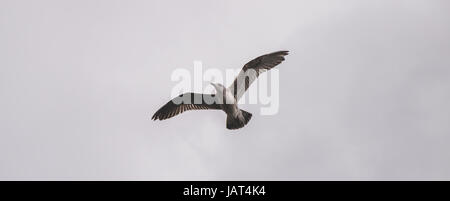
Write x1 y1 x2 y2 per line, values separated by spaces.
210 82 225 93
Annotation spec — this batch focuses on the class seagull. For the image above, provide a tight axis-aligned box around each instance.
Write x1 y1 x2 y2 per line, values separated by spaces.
152 50 289 129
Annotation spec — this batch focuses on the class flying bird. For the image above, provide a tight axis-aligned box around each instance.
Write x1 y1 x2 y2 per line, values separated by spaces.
152 50 289 129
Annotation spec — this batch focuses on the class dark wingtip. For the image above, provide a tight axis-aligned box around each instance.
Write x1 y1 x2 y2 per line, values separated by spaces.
267 50 289 58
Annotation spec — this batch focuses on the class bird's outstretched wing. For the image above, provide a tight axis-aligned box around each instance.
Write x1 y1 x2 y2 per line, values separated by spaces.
228 51 289 100
152 93 221 120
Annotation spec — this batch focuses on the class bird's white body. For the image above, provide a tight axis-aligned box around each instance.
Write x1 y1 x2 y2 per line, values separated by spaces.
211 83 252 129
211 83 240 117
224 90 237 106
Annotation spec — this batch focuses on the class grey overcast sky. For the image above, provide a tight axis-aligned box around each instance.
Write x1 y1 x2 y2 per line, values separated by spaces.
1 0 449 180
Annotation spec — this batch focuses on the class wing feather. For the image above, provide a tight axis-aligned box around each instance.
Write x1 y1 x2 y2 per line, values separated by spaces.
151 93 221 120
228 51 289 100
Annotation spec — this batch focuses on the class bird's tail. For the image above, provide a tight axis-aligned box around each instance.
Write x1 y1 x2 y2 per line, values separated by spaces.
226 109 252 130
